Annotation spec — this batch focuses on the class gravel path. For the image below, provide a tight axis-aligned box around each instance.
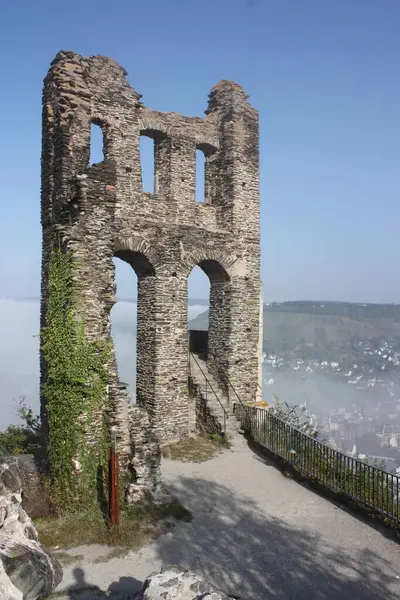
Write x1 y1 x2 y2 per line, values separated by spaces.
54 437 400 599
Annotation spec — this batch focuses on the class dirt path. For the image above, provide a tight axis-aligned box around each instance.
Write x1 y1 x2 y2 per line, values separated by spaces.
54 437 400 599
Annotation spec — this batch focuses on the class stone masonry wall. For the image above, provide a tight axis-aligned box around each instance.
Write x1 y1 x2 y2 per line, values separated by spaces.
40 50 261 453
189 380 224 438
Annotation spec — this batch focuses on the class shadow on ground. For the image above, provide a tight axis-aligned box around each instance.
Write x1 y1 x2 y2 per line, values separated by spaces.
248 437 400 543
59 567 142 599
59 475 400 599
153 475 400 600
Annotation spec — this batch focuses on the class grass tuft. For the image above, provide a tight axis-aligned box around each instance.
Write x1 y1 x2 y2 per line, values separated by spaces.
161 434 230 463
35 499 192 553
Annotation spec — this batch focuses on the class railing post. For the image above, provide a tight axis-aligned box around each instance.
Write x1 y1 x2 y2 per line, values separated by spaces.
108 426 120 531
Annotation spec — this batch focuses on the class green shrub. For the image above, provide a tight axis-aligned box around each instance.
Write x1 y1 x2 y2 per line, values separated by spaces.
210 432 231 448
0 398 43 456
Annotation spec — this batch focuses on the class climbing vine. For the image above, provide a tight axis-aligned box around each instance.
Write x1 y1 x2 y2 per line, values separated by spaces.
41 240 111 512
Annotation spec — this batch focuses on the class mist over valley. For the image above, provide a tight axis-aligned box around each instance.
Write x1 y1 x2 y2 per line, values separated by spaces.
2 297 400 471
191 300 400 471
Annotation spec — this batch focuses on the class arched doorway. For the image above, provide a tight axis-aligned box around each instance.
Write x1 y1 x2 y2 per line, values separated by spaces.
187 259 231 397
110 258 138 403
111 249 156 421
187 266 210 359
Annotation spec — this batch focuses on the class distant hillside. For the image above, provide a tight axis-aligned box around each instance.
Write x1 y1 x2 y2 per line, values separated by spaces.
189 301 400 349
263 301 400 320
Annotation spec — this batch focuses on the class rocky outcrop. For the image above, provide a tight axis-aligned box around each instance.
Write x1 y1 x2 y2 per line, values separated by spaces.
139 566 238 600
0 457 62 600
0 455 48 519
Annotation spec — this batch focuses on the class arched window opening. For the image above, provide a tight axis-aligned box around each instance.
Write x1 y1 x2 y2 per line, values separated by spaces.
195 149 206 202
140 134 155 194
90 121 104 165
110 257 138 403
188 266 210 358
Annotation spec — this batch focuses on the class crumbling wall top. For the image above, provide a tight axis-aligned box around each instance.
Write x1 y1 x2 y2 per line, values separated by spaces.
206 79 255 116
46 51 256 121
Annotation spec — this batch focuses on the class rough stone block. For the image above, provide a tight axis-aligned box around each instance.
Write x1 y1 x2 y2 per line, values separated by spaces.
139 566 238 600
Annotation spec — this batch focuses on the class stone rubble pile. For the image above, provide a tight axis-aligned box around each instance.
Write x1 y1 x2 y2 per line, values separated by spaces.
0 457 62 600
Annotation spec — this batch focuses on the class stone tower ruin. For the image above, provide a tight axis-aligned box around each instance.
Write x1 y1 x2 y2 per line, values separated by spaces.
40 50 262 458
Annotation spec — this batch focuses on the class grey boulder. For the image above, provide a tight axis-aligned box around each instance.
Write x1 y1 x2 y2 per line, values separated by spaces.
139 566 238 600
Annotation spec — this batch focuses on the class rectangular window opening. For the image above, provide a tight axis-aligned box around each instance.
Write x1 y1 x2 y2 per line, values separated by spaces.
196 149 206 202
140 135 155 194
90 122 104 165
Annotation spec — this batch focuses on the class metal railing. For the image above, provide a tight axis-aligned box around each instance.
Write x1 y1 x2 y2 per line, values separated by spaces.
189 352 229 435
234 404 400 526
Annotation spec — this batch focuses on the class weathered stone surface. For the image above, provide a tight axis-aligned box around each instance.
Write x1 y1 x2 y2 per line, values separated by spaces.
189 354 242 439
40 50 262 499
125 405 170 505
0 458 62 600
139 566 237 600
0 578 21 600
0 455 45 518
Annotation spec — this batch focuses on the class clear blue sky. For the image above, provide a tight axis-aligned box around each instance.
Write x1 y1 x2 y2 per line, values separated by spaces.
1 0 399 303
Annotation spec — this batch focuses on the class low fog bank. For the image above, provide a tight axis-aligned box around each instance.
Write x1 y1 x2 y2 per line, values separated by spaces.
1 298 397 448
261 367 394 413
261 364 400 460
0 299 206 428
0 299 40 428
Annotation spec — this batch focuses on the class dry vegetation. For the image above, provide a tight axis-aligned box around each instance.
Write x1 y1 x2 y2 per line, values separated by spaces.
35 499 192 554
161 433 231 463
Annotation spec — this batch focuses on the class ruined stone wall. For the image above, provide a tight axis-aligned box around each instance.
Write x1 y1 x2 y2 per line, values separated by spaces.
40 50 261 449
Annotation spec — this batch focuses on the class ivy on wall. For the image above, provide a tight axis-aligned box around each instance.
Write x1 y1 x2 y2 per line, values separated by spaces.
41 240 111 512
